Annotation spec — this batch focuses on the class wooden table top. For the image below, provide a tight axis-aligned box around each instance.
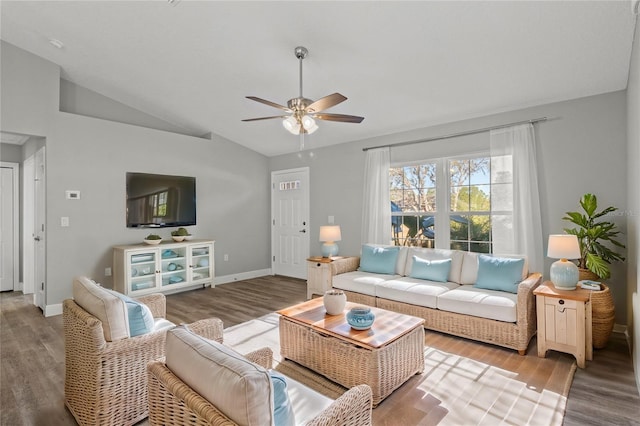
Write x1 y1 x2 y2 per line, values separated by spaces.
534 281 592 302
277 298 424 349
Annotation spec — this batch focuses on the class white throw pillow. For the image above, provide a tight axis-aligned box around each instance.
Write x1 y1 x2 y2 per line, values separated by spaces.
72 276 130 341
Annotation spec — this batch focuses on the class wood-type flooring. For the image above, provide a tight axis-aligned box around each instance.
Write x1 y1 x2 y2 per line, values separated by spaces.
1 275 638 425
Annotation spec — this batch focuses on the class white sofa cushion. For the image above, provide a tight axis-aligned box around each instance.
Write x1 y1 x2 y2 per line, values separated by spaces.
332 270 400 296
406 248 465 283
376 277 460 309
436 285 518 323
166 325 274 426
460 252 529 285
72 276 130 342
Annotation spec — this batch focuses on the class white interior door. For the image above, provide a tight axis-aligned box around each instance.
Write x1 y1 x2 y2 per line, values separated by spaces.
22 155 35 295
271 167 310 279
0 164 18 292
34 147 46 311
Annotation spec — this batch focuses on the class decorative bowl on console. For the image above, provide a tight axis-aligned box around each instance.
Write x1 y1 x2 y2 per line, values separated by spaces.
144 234 162 245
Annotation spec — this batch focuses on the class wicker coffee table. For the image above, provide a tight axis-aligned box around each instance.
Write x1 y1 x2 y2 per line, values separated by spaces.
277 298 425 406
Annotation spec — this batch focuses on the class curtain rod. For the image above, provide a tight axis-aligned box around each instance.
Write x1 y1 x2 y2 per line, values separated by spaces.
362 117 548 152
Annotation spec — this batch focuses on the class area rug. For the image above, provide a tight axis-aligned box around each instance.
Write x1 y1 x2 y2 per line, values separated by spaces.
223 313 576 426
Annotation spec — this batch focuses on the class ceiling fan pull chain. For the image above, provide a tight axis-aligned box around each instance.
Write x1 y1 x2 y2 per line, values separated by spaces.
299 133 305 151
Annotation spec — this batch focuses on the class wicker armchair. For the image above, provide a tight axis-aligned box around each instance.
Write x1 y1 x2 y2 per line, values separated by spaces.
147 346 373 426
63 294 223 426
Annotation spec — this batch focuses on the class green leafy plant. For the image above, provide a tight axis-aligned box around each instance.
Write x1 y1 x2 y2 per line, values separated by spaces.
171 227 190 237
563 193 625 279
145 233 161 240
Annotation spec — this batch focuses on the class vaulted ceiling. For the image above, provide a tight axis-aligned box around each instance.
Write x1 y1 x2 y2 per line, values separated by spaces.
1 1 636 156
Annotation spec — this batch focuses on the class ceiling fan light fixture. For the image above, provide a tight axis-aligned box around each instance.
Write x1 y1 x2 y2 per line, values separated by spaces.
302 115 318 134
283 116 300 134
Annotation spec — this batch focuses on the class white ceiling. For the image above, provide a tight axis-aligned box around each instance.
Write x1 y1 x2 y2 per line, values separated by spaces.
1 1 637 157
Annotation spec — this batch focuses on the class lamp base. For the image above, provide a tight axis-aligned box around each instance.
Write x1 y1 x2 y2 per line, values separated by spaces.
550 259 579 290
321 242 339 258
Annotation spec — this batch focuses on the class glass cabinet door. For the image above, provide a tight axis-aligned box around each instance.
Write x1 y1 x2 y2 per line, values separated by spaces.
160 246 188 288
190 244 212 282
129 251 158 292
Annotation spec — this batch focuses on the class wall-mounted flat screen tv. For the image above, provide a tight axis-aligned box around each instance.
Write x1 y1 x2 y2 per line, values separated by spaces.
126 172 196 228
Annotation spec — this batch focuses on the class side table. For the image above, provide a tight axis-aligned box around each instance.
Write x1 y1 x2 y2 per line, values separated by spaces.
534 281 593 368
306 256 356 299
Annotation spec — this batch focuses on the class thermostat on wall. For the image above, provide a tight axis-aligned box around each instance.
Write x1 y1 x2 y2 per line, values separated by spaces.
66 190 81 200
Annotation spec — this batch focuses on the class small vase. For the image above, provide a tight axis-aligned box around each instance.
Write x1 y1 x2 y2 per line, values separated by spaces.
323 290 347 315
346 306 376 330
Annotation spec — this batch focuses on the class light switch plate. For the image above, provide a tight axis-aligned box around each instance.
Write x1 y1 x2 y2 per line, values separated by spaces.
66 190 81 200
61 217 69 227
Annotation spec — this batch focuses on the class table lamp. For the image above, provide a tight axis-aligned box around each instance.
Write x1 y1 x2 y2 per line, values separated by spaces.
319 225 341 257
547 234 581 290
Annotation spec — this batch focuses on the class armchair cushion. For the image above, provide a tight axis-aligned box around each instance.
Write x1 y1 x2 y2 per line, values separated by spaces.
72 276 129 341
270 370 295 426
166 325 275 426
106 289 155 337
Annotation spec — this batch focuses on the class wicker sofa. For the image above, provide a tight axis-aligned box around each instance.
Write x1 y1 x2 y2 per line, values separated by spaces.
328 246 542 355
147 325 373 426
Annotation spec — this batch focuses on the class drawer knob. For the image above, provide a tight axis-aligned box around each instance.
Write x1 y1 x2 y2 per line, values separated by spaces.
559 299 565 305
317 263 321 267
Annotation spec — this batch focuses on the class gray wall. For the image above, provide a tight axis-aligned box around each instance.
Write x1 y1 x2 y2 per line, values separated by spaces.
270 91 629 324
626 14 639 394
1 42 271 307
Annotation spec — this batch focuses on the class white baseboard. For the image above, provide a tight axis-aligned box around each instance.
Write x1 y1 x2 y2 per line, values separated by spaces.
16 281 24 292
45 303 62 317
214 269 272 285
613 323 628 334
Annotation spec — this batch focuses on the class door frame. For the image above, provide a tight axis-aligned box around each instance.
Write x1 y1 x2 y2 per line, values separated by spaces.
1 162 20 292
22 154 35 296
271 167 310 278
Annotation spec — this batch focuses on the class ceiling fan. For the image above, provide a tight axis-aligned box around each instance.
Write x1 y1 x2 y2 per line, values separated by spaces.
242 46 364 147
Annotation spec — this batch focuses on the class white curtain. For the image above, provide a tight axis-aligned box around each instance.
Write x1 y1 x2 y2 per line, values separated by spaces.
490 124 543 273
361 147 391 245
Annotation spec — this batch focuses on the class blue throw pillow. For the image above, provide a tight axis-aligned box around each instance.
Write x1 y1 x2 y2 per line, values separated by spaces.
474 255 525 294
359 245 400 275
269 370 295 426
409 256 452 282
106 289 155 337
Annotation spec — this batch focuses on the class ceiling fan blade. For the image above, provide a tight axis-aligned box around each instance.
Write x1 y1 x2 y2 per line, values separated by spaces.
305 93 347 113
242 115 290 122
313 113 365 123
246 96 291 112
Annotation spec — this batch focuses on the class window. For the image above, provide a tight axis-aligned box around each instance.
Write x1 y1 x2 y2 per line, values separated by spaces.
448 157 491 253
390 155 500 253
389 163 436 247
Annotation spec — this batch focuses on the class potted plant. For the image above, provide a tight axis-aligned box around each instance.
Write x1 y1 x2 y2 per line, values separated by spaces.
563 193 624 348
563 193 625 280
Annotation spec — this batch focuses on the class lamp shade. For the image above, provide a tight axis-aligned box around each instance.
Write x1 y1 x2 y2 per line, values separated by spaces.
319 225 341 242
319 225 341 257
547 234 581 259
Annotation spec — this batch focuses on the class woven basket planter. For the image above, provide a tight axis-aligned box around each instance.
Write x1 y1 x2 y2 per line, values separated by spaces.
591 283 615 349
579 268 599 281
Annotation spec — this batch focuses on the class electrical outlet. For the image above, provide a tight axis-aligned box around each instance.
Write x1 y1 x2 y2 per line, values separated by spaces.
105 267 112 277
224 254 229 261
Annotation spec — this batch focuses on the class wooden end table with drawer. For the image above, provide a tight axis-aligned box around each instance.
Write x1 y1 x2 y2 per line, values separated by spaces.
277 298 425 407
306 256 357 299
534 281 593 368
